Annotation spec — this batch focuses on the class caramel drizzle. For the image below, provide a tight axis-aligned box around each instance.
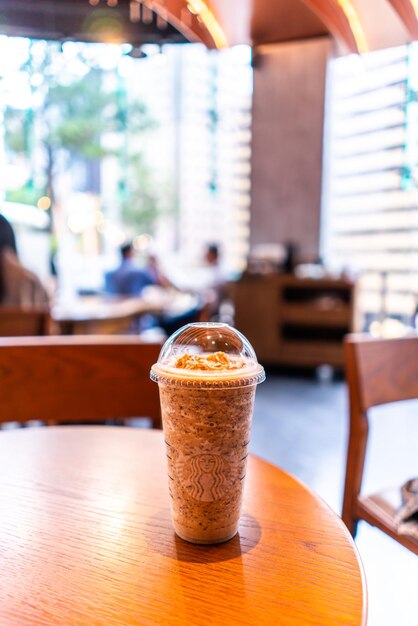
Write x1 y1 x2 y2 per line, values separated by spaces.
175 351 245 371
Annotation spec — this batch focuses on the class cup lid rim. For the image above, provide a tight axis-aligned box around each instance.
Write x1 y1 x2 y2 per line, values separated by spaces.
150 361 265 388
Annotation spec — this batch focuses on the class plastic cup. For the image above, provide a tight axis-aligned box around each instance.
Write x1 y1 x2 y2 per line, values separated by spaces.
150 322 265 544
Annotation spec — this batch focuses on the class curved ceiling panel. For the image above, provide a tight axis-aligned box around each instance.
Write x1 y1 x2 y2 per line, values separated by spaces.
156 0 228 48
388 0 418 39
302 0 367 52
188 0 412 53
352 0 409 50
207 0 328 47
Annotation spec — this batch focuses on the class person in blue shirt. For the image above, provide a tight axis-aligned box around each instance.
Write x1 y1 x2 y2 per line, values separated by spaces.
104 241 205 335
104 242 156 296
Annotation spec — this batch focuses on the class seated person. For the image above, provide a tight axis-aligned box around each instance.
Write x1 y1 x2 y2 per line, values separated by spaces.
0 214 49 307
104 242 156 296
203 243 227 307
180 243 227 321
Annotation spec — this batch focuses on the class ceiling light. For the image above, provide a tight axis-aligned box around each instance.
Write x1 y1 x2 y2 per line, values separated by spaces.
126 46 148 58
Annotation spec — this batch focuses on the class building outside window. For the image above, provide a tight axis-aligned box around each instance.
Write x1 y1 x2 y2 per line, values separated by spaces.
0 37 252 291
323 44 418 330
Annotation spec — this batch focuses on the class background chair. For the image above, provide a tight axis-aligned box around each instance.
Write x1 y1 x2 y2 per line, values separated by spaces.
0 335 162 429
0 307 50 336
342 333 418 554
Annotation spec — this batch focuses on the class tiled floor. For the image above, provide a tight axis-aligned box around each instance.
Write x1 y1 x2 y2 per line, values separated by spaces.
250 368 418 626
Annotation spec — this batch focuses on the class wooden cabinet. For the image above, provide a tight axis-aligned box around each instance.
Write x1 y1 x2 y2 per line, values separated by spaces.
233 274 357 368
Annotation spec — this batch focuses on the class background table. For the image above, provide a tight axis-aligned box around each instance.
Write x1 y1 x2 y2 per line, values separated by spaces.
51 289 199 334
51 295 161 334
0 427 366 625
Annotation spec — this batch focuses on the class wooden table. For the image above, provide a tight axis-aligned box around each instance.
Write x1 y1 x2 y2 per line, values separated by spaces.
51 295 159 334
0 427 367 626
51 290 199 335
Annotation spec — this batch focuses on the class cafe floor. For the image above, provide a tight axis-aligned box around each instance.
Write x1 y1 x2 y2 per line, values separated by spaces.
251 368 418 626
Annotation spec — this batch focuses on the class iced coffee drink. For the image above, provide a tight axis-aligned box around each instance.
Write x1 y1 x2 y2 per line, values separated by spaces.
151 323 265 544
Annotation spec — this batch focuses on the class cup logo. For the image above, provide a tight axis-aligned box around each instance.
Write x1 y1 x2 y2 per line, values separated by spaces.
184 453 229 501
167 445 239 503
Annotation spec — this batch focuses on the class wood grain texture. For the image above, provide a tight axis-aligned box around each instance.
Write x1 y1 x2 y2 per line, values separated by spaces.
0 427 366 626
346 333 418 410
0 336 162 428
0 307 50 336
342 333 418 553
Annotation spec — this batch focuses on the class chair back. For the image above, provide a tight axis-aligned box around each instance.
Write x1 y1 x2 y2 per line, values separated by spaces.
0 307 50 336
343 333 418 553
346 333 418 411
0 335 162 428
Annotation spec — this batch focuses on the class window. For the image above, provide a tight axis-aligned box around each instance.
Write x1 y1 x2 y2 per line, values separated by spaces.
323 45 418 327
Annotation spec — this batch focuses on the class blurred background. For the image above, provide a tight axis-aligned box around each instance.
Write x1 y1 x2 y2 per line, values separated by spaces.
0 1 417 335
1 1 418 623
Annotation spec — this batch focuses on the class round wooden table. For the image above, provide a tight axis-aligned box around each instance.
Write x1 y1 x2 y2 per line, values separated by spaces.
51 290 199 335
51 295 158 335
0 427 366 625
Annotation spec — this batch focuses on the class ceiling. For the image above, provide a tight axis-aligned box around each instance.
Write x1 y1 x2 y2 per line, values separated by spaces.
207 0 413 53
210 0 328 47
0 0 188 46
0 0 416 54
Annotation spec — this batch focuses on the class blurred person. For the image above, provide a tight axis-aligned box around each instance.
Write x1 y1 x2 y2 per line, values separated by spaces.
142 251 206 334
205 243 225 287
146 253 172 289
104 241 156 296
154 243 228 324
104 241 161 333
200 243 228 319
206 243 220 267
0 214 49 307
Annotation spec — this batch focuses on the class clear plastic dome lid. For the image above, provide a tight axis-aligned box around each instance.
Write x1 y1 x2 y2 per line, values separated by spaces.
150 322 265 388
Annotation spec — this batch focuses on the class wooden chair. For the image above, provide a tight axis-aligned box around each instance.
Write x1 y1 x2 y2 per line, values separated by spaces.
0 307 50 336
0 335 162 429
342 333 418 554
